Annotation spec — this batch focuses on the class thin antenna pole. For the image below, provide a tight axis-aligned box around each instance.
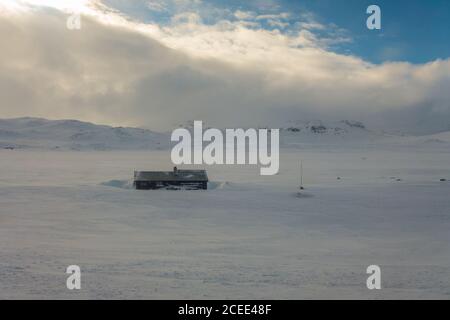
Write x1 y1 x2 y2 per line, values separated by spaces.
300 160 304 190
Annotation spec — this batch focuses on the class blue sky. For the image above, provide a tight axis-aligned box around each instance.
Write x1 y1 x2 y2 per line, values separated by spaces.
1 0 449 132
293 0 450 63
103 0 450 64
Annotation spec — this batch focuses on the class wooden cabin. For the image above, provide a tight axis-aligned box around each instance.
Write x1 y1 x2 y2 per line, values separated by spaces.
134 167 208 190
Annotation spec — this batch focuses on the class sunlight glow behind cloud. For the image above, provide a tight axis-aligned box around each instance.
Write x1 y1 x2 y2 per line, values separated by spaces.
2 0 91 11
0 0 449 133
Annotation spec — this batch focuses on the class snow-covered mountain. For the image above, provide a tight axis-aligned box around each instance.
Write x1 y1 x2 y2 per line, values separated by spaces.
0 117 169 150
278 119 450 149
1 117 449 151
283 119 367 134
277 119 391 148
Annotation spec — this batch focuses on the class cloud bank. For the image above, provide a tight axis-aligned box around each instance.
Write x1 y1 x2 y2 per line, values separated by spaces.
0 1 449 133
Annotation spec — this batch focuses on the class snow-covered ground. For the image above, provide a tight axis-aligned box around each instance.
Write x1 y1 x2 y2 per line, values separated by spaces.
1 144 449 299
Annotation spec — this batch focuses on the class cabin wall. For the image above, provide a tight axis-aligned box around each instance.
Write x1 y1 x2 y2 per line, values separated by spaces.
135 181 207 190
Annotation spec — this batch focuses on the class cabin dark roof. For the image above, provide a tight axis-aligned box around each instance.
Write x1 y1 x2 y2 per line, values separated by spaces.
134 169 208 182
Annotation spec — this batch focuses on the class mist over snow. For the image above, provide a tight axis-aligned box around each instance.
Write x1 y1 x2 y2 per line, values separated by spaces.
0 1 449 134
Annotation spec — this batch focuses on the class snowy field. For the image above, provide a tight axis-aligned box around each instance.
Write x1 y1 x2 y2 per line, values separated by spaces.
1 146 450 299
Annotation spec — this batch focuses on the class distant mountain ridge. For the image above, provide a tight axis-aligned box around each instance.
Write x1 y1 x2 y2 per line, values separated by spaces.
283 119 369 134
1 117 449 150
0 117 168 150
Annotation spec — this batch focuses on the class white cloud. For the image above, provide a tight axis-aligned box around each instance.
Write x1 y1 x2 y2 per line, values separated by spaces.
0 2 449 133
234 10 255 20
266 19 288 28
255 12 290 20
146 0 167 12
